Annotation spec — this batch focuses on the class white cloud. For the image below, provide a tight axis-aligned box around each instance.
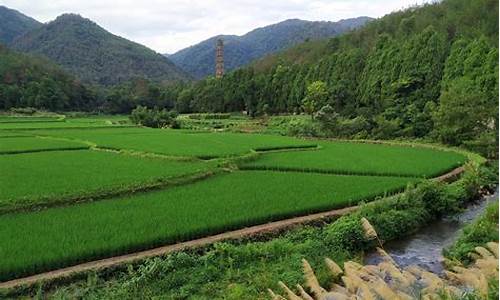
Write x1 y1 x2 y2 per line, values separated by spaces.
0 0 430 53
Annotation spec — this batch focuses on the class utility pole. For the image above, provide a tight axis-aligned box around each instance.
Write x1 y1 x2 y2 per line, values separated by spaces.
215 38 224 78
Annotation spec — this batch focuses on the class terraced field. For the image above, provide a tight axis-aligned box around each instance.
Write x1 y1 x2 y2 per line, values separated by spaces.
26 127 317 158
241 141 467 178
0 116 130 130
0 116 468 282
0 171 417 281
0 150 213 212
0 136 88 154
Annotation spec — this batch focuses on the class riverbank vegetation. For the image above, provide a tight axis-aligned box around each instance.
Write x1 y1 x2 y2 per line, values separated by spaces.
269 225 498 300
445 202 499 265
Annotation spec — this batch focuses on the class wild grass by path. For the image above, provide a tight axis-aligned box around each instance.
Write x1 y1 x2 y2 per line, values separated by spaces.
0 171 417 281
26 127 316 158
0 136 89 154
242 140 467 178
0 150 214 212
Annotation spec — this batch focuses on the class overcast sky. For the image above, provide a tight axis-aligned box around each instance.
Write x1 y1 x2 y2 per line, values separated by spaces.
1 0 430 54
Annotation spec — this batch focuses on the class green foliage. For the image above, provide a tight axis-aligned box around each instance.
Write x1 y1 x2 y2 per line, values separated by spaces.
284 116 320 137
444 203 499 264
0 5 41 44
129 106 179 129
433 37 498 156
129 0 498 156
169 18 372 79
314 105 339 133
302 81 329 118
409 180 459 218
0 46 98 111
11 14 189 85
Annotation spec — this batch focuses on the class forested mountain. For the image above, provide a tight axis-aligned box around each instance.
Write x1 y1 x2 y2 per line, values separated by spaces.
0 45 98 111
112 0 495 156
0 6 41 44
2 0 497 157
11 14 190 85
169 17 372 78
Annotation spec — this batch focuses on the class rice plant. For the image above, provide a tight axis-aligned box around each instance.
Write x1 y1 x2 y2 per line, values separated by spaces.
0 136 88 154
0 171 416 281
22 127 316 158
243 141 467 178
0 149 213 212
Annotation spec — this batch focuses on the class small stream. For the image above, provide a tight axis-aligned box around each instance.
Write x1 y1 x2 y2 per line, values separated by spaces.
364 187 498 274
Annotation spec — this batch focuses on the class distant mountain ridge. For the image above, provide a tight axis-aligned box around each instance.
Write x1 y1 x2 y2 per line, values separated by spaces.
0 5 41 44
10 14 190 85
168 17 373 79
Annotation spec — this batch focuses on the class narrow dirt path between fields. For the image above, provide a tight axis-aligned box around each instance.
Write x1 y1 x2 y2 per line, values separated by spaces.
0 166 464 290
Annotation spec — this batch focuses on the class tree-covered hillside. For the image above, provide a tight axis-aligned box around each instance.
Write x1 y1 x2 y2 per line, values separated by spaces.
0 45 98 111
0 6 41 44
169 17 372 79
11 14 190 85
121 0 496 156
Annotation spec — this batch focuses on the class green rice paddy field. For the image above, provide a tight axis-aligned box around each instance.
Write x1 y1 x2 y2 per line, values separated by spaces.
24 127 317 158
0 171 418 281
242 141 467 178
0 150 213 212
0 116 130 130
0 116 469 281
0 136 88 154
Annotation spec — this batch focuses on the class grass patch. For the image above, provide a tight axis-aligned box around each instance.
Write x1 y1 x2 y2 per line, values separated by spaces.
0 137 89 154
0 150 214 212
0 171 417 281
242 141 467 178
26 127 315 158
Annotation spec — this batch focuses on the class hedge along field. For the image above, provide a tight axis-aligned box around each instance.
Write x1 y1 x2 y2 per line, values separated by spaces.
242 141 467 178
27 127 316 158
0 171 418 281
0 136 89 154
0 150 214 212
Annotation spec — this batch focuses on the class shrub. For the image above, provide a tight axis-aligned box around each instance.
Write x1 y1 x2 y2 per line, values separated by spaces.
337 116 370 138
129 106 179 128
285 118 319 137
9 107 37 115
314 105 339 133
324 216 368 252
411 181 459 218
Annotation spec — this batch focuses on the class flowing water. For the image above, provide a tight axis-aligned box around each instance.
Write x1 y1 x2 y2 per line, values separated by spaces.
364 187 498 274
